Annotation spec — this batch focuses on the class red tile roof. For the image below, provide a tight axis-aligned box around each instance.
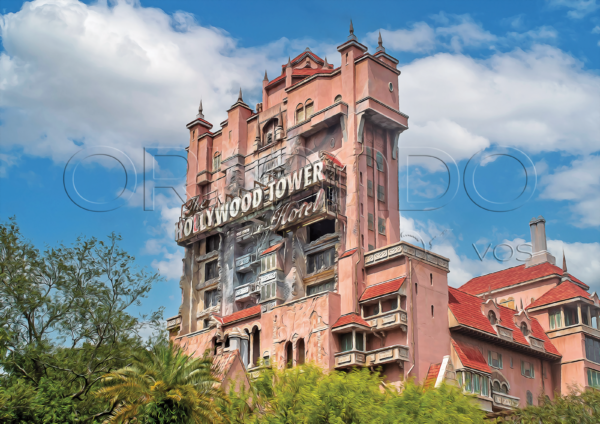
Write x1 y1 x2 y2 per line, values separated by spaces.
266 67 337 88
265 74 285 88
212 350 239 380
339 248 357 259
458 262 588 295
360 277 406 302
452 339 491 373
332 313 370 329
222 305 261 325
527 281 591 309
449 288 561 356
424 363 442 389
261 241 284 256
448 288 496 335
322 151 344 167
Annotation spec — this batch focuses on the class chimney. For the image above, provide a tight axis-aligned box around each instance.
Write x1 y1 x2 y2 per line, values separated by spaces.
525 215 556 267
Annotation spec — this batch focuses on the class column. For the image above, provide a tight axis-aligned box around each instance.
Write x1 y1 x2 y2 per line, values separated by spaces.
249 331 255 368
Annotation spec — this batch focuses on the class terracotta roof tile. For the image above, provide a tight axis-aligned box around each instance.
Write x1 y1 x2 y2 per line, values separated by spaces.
459 263 588 295
529 317 561 355
222 305 261 325
261 241 284 256
448 288 496 335
452 339 491 373
212 350 239 380
339 248 357 259
332 313 370 329
527 281 591 309
360 277 406 301
424 363 442 389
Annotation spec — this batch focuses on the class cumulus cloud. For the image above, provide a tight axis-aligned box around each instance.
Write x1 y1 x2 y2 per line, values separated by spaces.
0 0 289 166
539 155 600 227
547 0 600 19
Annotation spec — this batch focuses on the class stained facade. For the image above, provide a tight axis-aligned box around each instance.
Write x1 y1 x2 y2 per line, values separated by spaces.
168 25 600 413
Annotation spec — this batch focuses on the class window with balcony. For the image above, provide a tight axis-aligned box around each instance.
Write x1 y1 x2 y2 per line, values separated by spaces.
588 368 600 388
488 351 503 369
457 371 489 397
367 180 373 197
377 184 385 202
213 152 221 172
585 336 600 363
307 279 334 296
366 147 373 167
378 217 386 235
368 244 374 252
339 332 364 352
307 248 335 274
204 289 218 308
564 305 579 326
205 260 218 280
376 152 384 171
521 360 535 378
261 253 277 273
206 234 220 253
549 309 562 329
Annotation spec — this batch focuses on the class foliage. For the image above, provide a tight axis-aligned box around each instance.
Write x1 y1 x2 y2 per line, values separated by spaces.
0 217 163 422
223 363 486 424
497 387 600 423
95 339 227 423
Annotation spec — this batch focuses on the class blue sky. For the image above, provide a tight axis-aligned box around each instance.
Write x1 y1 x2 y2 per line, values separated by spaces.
1 0 599 322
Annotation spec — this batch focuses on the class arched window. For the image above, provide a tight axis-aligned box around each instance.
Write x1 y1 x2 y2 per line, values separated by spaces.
297 339 305 365
521 322 529 337
305 99 314 118
488 311 497 325
295 103 305 123
213 152 221 172
252 327 261 367
334 94 342 103
493 381 501 392
502 384 509 394
285 341 293 368
526 390 533 405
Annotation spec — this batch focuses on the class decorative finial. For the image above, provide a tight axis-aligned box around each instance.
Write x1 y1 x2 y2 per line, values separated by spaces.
376 31 385 53
562 249 568 273
348 19 357 41
286 56 292 68
263 70 268 81
520 298 524 311
305 47 312 52
196 99 204 119
238 87 243 101
322 56 329 69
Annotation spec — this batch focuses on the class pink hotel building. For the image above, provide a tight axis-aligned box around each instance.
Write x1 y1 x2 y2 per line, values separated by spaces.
169 26 600 412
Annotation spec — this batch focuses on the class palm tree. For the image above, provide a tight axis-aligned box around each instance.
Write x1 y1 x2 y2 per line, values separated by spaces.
95 340 226 423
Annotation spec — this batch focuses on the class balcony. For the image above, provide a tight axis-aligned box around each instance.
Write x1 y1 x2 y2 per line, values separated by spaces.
366 345 410 366
366 310 408 332
234 282 258 302
334 350 367 369
196 171 212 186
235 253 259 273
492 392 520 409
166 315 182 330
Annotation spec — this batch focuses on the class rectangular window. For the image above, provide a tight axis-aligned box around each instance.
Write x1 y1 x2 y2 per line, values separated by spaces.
377 184 385 202
261 253 277 273
340 333 353 352
213 154 221 172
368 244 374 252
582 306 590 326
549 309 562 329
368 213 374 231
204 289 218 308
488 351 503 369
305 102 314 117
564 306 579 326
510 356 513 368
366 147 373 167
307 248 335 274
355 333 364 351
307 279 334 296
464 372 472 392
521 360 535 378
585 336 600 364
481 376 489 396
206 234 220 253
367 180 374 197
473 373 480 393
205 260 218 280
588 368 600 388
376 152 384 171
378 217 386 235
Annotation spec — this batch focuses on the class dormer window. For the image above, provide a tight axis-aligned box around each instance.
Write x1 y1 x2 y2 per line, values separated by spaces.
488 311 497 325
520 322 529 337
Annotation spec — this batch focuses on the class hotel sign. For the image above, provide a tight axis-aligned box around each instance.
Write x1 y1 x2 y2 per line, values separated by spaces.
176 161 327 241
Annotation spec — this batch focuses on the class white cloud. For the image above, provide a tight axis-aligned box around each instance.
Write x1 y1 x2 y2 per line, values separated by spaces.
539 155 600 227
0 153 19 177
547 0 600 19
0 0 289 166
547 238 600 292
372 23 436 53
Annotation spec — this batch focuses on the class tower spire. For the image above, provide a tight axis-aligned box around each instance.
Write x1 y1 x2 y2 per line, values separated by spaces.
286 56 292 68
348 19 357 41
196 99 204 119
562 249 568 273
238 87 243 102
376 31 385 52
322 56 329 69
263 70 268 81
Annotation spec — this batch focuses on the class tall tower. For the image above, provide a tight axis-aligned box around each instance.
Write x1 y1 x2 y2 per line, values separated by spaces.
168 24 451 387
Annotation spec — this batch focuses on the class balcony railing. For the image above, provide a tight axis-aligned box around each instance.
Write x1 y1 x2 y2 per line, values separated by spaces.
366 345 410 366
235 253 258 273
366 310 408 332
492 392 520 409
334 350 367 368
166 315 182 330
234 282 258 302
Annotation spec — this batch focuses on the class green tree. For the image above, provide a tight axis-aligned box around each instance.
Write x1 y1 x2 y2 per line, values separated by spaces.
224 363 486 424
0 218 163 421
498 387 600 423
95 340 226 423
